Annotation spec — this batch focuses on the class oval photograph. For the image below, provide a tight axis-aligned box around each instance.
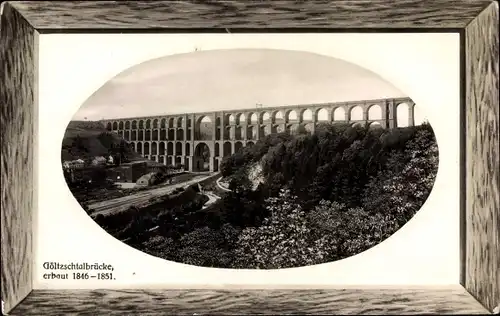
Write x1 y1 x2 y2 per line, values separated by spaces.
61 49 439 269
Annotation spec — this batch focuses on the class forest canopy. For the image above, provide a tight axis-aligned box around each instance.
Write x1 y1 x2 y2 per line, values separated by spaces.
94 122 439 269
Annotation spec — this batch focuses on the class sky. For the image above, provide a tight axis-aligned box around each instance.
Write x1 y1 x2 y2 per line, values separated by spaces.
74 49 407 121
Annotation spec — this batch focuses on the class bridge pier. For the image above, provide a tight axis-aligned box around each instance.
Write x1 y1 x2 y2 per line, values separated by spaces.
209 158 214 173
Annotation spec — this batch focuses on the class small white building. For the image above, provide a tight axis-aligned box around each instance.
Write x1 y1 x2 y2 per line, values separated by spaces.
92 156 107 166
62 159 85 169
74 159 85 168
107 155 114 164
136 172 159 187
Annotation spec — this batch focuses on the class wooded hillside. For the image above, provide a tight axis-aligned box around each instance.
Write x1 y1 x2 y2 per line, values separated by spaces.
61 120 142 161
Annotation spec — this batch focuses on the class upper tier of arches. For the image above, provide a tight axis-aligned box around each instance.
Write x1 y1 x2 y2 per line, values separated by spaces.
104 97 418 132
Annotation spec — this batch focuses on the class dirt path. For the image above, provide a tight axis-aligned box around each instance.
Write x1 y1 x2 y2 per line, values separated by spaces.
201 191 221 209
216 177 232 192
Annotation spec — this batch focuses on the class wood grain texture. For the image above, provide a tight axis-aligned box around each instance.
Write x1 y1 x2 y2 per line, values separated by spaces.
8 0 493 30
2 0 498 314
465 2 500 313
0 2 36 314
7 287 490 315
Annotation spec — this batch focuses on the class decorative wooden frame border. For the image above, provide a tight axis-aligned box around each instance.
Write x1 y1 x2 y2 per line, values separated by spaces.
1 1 498 315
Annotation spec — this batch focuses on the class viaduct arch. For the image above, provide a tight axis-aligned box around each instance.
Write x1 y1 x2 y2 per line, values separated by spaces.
101 97 416 173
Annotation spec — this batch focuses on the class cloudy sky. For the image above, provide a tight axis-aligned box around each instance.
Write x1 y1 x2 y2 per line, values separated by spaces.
74 49 406 121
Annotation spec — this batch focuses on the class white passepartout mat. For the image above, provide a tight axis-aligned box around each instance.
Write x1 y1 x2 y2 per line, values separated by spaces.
34 33 460 289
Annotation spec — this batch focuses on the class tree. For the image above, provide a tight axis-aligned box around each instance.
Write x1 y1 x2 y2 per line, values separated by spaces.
362 127 439 225
228 168 251 192
141 235 179 261
233 189 333 269
68 135 91 161
202 146 210 163
307 200 399 260
220 157 233 177
295 124 309 135
175 225 238 268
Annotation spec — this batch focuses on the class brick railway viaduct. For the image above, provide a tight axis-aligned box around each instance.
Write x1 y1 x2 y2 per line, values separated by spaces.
101 97 416 173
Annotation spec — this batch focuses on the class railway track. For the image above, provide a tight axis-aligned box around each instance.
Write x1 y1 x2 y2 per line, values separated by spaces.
89 174 213 216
